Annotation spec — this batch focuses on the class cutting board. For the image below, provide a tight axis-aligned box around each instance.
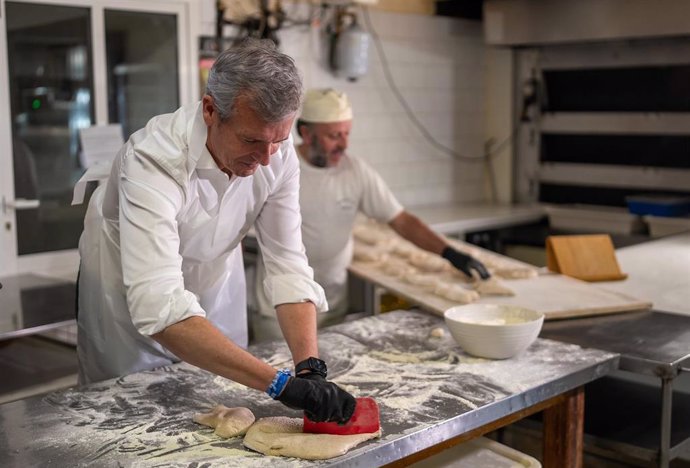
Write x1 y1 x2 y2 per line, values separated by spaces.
546 234 627 282
348 263 651 320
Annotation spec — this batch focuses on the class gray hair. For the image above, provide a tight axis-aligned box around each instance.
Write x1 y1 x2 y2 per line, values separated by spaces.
205 38 303 122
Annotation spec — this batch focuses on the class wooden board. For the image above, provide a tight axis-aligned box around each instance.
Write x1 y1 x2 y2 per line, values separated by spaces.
546 234 627 282
349 262 652 320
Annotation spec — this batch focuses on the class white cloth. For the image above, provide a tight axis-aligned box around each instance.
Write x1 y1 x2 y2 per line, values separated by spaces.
256 152 403 319
77 102 326 384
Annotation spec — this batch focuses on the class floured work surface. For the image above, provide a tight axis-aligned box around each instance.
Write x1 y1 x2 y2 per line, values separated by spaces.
0 311 617 467
349 220 650 319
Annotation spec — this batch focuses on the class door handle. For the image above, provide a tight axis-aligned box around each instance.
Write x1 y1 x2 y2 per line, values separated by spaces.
1 197 41 213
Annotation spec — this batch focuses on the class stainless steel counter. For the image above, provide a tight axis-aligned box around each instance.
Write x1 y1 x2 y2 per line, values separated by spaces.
0 310 617 467
541 309 690 467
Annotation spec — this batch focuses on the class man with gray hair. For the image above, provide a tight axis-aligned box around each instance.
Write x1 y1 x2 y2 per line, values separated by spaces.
77 39 355 423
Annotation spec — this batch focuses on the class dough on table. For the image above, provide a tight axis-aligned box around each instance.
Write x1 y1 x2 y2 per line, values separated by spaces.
429 327 445 338
380 259 417 277
492 268 538 279
193 405 255 438
391 240 419 259
434 283 480 304
243 416 381 460
353 244 387 263
403 272 438 288
474 278 515 296
352 225 386 245
409 252 448 272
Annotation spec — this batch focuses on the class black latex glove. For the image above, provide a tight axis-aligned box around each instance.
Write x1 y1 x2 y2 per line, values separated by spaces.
442 247 491 280
297 371 326 382
276 376 356 423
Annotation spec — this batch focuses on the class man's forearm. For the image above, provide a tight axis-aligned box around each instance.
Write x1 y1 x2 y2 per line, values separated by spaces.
276 302 319 364
152 316 276 391
389 211 447 255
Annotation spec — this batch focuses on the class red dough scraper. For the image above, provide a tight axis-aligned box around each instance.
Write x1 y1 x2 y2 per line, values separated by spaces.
303 397 380 435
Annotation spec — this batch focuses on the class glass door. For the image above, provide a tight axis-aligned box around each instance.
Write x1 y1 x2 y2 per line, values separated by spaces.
5 2 94 257
0 0 195 277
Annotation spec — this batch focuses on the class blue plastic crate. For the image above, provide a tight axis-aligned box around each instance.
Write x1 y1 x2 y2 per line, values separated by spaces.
626 195 690 217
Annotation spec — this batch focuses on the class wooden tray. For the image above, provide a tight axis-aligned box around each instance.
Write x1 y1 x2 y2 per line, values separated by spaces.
349 263 651 320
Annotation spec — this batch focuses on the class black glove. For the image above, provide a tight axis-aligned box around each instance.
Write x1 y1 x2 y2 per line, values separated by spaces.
442 247 491 280
276 376 356 423
297 371 326 382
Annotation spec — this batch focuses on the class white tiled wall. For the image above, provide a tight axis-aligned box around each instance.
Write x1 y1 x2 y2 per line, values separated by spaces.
204 4 488 207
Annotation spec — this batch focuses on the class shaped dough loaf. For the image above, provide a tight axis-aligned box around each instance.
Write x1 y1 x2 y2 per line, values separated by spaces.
353 226 386 245
409 252 448 272
193 405 255 438
380 259 417 277
353 244 387 263
434 283 480 304
403 272 439 288
474 278 515 297
243 416 380 460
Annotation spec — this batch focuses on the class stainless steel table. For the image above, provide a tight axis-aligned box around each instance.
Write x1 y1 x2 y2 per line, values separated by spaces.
0 273 76 340
0 310 617 467
542 309 690 467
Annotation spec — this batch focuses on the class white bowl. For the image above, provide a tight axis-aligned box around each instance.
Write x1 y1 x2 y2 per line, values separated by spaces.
444 304 544 359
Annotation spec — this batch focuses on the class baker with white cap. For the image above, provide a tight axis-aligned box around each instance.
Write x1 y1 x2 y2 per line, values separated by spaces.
253 88 490 339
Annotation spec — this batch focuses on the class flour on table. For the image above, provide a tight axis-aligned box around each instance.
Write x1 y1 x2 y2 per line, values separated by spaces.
243 417 380 460
193 405 255 438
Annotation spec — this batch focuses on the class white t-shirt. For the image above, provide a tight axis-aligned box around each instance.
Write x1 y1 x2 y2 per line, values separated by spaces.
256 152 403 317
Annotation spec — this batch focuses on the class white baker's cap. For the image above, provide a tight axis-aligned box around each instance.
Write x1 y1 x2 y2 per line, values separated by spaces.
300 88 353 123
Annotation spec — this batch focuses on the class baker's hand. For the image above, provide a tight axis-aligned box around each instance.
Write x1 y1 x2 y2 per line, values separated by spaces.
276 376 356 423
442 247 490 280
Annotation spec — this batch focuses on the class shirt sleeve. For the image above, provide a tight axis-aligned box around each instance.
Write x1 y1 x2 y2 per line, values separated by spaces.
356 157 404 223
254 141 328 312
118 146 205 336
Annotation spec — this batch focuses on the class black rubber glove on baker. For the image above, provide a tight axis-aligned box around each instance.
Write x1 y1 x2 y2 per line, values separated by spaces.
441 246 491 280
276 374 356 423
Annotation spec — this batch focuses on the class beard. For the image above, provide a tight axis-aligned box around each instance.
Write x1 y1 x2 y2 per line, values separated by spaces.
309 139 345 168
309 139 329 167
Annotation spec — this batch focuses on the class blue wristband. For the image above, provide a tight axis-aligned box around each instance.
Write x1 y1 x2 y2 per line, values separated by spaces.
266 368 292 399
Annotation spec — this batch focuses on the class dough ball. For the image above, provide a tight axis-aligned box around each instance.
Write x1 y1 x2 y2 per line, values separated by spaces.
429 327 445 338
243 417 380 460
193 405 255 438
353 226 386 246
434 283 480 304
391 241 419 259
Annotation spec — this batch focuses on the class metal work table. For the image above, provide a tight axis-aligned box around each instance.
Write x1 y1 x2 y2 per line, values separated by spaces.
407 202 546 236
0 273 76 340
0 310 617 467
542 309 690 467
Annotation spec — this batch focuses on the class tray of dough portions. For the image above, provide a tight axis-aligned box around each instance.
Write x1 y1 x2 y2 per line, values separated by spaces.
349 220 651 320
